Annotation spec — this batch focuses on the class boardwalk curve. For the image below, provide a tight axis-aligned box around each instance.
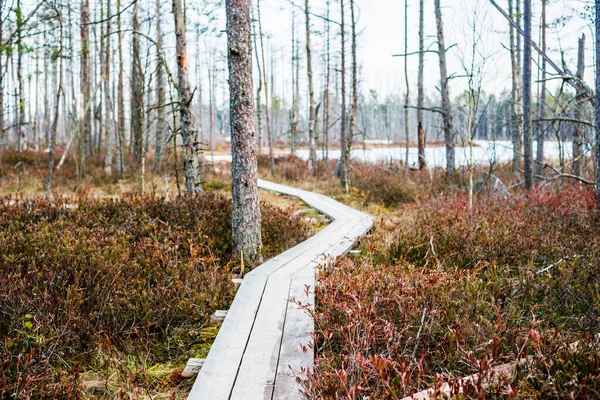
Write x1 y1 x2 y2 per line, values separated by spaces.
188 180 373 400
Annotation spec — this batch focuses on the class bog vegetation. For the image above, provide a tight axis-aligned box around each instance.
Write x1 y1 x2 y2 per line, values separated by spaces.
0 152 310 398
260 156 600 399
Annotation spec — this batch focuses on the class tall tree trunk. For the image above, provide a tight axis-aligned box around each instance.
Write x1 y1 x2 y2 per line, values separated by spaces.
403 0 410 169
154 0 166 171
80 0 91 177
595 0 600 210
116 0 125 177
47 6 63 198
305 0 317 170
256 0 274 175
131 1 144 178
103 0 114 175
173 0 201 194
417 0 426 170
509 0 523 173
535 0 546 179
226 0 263 267
339 0 348 189
0 0 4 158
323 0 331 161
251 7 263 155
195 24 205 176
523 0 533 189
434 0 455 178
350 0 358 168
17 0 25 153
573 34 586 179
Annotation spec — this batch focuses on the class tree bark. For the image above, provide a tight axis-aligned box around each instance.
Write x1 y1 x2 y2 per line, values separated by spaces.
403 0 410 169
251 7 263 155
173 0 202 194
434 0 455 178
535 0 546 179
116 0 125 177
595 0 600 210
256 0 274 175
417 0 426 170
0 0 4 158
131 1 144 174
154 0 167 171
322 0 331 161
17 0 26 152
349 0 358 169
523 0 533 189
226 0 263 267
509 0 523 173
46 6 63 198
573 34 586 179
339 0 348 189
103 0 114 175
80 0 91 177
305 0 317 170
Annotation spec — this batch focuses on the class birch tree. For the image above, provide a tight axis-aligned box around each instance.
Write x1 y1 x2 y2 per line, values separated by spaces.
434 0 455 178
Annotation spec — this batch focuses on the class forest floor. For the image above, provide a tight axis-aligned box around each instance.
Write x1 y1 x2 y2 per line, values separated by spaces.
2 148 599 398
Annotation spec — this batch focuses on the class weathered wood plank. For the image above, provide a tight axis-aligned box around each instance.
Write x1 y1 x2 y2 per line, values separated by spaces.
272 275 315 400
229 276 292 400
188 275 268 399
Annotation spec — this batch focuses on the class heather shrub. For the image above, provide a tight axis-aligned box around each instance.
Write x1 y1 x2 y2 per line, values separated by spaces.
304 187 600 398
305 255 600 398
387 186 599 270
0 194 309 397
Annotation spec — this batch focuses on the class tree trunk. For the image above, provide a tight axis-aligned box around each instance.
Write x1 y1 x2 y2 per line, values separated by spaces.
509 0 523 173
251 7 263 155
305 0 317 170
403 0 410 169
80 0 91 177
256 0 274 175
573 34 586 179
0 1 4 158
173 0 202 194
46 7 63 198
154 0 167 171
226 0 263 267
339 0 348 189
131 2 144 175
103 0 114 175
17 0 26 153
595 0 600 210
116 0 125 177
417 0 426 170
350 0 358 169
322 0 331 161
434 0 455 178
523 0 533 189
535 0 546 179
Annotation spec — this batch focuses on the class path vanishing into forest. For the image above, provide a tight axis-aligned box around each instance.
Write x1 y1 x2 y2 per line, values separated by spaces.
188 180 373 400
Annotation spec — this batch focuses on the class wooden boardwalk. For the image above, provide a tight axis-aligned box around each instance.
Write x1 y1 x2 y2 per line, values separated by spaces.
188 180 373 400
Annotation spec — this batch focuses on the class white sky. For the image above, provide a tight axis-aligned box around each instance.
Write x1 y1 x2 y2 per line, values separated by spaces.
253 0 595 101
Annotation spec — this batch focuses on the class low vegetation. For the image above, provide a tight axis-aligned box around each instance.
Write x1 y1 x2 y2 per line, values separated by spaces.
0 192 310 398
303 184 600 398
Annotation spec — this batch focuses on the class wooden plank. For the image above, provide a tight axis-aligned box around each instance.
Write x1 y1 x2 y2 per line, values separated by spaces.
273 275 315 400
188 275 268 400
230 276 292 400
248 219 349 277
189 180 373 400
